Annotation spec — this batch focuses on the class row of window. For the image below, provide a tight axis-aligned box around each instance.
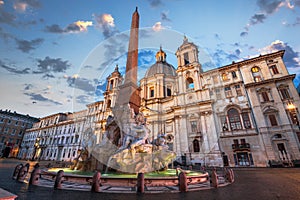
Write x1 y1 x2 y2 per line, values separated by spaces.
187 63 280 89
0 118 28 126
148 85 172 98
45 148 77 159
221 71 238 82
1 137 20 145
221 108 252 131
0 128 23 136
187 109 252 134
251 64 280 82
39 135 80 146
258 87 291 103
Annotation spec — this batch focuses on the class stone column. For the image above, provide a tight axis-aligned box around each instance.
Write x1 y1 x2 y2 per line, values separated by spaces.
91 171 101 192
210 168 218 188
137 173 144 193
12 164 23 180
29 166 40 185
178 172 188 192
54 170 64 189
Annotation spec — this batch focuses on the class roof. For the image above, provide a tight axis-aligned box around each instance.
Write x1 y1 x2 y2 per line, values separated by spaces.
144 47 176 78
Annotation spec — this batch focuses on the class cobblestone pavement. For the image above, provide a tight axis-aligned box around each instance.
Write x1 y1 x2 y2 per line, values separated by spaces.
1 158 300 200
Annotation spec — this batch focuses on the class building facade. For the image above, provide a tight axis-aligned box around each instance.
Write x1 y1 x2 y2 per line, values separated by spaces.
0 110 39 157
17 38 300 167
19 111 86 161
137 38 300 167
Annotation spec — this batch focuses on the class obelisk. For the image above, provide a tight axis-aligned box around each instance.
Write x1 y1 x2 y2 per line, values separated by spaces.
116 7 140 114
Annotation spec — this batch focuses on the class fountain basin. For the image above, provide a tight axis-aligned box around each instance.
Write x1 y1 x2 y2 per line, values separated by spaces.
42 168 209 188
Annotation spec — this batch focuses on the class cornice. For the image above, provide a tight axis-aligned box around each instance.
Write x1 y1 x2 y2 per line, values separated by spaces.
244 74 296 88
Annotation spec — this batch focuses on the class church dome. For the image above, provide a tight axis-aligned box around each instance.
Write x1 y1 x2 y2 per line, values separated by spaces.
144 47 176 78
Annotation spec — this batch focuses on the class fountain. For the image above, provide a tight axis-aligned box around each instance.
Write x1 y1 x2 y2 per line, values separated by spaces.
15 8 234 193
84 104 176 174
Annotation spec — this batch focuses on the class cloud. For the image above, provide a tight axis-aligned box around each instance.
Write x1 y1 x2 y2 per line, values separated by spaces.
204 48 243 68
240 32 248 37
0 8 16 25
0 27 14 40
0 60 30 74
45 20 93 34
93 13 118 38
0 1 4 5
214 33 221 40
152 22 164 31
15 38 44 53
259 40 300 69
76 95 91 105
97 33 129 69
42 73 55 79
240 0 287 37
161 11 171 21
283 17 300 26
34 56 70 74
250 13 267 25
259 40 300 84
24 83 34 90
24 92 62 105
44 24 64 33
138 50 156 66
73 21 93 31
94 82 107 99
13 0 41 12
256 0 284 14
292 0 300 7
65 74 95 93
147 0 164 7
13 2 28 12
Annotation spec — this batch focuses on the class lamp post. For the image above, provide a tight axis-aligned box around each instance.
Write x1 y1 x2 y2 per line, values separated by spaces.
31 138 39 161
287 101 299 128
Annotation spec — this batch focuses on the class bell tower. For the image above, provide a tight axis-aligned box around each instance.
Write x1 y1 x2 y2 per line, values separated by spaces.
104 65 122 110
176 36 202 93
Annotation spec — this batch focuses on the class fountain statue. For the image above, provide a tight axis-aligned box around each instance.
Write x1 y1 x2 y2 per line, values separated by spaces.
80 8 176 173
83 104 176 173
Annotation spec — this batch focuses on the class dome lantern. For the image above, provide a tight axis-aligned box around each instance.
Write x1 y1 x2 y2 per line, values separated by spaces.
155 46 166 62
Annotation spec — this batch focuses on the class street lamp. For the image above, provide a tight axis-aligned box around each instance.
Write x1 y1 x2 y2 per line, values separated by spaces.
287 102 296 110
31 138 40 161
287 101 299 128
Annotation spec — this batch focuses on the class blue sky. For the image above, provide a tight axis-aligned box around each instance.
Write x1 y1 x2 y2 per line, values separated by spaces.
1 0 300 118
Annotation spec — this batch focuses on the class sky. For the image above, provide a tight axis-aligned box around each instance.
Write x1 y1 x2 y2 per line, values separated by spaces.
0 0 300 118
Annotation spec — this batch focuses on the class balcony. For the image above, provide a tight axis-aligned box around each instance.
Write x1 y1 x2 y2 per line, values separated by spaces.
57 143 64 147
259 124 298 134
39 144 48 148
189 132 202 139
232 143 250 151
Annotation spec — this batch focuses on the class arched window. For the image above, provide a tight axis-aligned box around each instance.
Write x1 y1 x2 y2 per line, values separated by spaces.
228 108 242 130
251 66 262 82
149 86 155 98
193 139 200 152
109 79 114 90
167 86 172 97
107 100 111 108
222 73 228 81
278 85 290 100
268 114 278 126
186 77 194 89
184 52 189 65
